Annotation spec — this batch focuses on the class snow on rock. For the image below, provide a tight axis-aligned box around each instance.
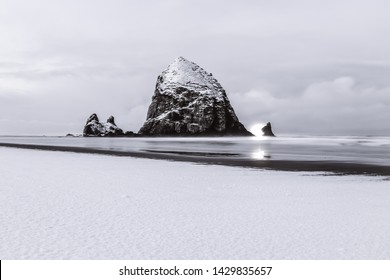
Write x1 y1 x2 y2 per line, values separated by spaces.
83 113 124 136
139 57 253 136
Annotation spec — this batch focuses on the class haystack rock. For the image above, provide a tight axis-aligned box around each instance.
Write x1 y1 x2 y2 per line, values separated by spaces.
83 113 124 136
139 57 253 136
262 122 275 137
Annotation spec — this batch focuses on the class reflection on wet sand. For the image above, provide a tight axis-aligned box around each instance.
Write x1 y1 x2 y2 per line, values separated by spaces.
1 139 390 176
142 149 240 157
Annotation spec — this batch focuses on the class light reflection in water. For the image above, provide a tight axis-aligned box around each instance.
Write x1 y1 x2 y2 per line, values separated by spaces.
252 149 271 160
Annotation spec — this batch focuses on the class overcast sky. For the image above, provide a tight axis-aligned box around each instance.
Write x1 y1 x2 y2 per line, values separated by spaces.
1 0 390 136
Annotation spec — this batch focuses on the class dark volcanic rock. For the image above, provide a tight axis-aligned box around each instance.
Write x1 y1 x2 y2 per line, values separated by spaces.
124 131 137 137
83 113 103 136
107 115 117 126
139 57 253 136
83 114 124 136
262 122 275 137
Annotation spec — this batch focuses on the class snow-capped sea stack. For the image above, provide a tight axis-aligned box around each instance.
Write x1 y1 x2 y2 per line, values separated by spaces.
83 113 124 136
139 57 252 136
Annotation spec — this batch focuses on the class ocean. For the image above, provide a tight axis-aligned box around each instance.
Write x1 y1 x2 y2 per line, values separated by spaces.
1 135 389 166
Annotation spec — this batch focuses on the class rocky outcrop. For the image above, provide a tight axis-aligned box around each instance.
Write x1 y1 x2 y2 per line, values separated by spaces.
83 114 124 136
139 57 252 136
262 122 275 137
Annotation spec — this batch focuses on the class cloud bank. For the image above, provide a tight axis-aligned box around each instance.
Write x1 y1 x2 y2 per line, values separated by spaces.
1 0 390 135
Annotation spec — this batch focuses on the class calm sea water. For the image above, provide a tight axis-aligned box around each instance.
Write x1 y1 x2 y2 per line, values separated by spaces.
1 135 389 166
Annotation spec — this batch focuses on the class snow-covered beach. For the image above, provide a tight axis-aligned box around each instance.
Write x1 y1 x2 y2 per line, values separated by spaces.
1 147 390 259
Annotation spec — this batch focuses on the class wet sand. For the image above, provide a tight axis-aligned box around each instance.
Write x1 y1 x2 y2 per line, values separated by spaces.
1 142 390 176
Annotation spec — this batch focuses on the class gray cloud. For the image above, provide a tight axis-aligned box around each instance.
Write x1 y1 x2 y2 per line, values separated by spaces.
1 0 390 135
231 75 390 135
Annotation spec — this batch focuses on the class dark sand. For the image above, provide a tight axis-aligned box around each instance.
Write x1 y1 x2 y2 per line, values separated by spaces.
1 142 390 176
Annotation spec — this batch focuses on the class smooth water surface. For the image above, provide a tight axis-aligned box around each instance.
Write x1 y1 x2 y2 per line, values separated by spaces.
1 135 389 166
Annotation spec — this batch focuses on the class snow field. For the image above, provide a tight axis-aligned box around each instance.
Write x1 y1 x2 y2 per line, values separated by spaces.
1 147 389 259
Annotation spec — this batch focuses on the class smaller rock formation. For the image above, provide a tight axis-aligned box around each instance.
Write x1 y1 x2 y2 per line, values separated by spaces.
262 122 275 137
124 131 137 137
83 113 124 136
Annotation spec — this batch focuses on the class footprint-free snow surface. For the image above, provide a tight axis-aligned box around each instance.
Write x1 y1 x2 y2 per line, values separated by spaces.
1 147 390 259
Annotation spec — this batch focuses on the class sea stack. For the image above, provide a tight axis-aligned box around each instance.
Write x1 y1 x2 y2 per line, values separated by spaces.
262 122 275 137
139 57 252 136
83 114 124 136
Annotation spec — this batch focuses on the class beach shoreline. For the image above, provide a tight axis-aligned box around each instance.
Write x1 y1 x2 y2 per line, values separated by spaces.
1 142 389 176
